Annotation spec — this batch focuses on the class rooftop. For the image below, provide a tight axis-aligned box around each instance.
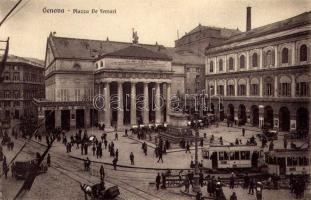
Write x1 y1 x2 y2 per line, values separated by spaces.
1 54 44 68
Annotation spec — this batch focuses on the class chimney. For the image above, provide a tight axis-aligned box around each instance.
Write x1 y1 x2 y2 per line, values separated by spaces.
246 6 251 31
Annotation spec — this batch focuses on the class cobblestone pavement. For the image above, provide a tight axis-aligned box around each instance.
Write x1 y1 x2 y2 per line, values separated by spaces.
1 121 309 199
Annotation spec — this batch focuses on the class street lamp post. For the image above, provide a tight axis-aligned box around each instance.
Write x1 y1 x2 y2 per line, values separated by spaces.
192 122 201 193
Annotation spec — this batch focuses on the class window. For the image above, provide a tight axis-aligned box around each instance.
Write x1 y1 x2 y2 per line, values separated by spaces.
4 101 10 107
296 82 309 97
100 61 103 68
219 59 223 71
209 61 214 73
300 45 307 62
196 68 201 73
13 101 20 106
227 85 235 96
266 83 273 96
4 90 10 98
266 50 274 67
186 89 190 94
228 57 234 70
241 151 250 160
4 72 9 81
238 84 246 96
239 55 245 68
13 72 20 81
209 86 214 96
252 53 258 67
280 83 291 96
218 85 224 95
250 84 259 96
14 91 20 98
282 48 289 64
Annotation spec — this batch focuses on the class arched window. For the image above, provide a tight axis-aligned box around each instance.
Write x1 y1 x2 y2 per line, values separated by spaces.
282 48 289 64
219 59 223 71
252 53 258 67
300 44 307 62
209 61 214 73
239 55 245 68
229 57 234 70
100 61 103 68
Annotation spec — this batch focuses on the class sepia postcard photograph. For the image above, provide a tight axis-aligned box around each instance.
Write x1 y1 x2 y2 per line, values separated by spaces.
0 0 310 199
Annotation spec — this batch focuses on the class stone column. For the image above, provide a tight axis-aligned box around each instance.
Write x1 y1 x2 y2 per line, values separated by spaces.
274 46 278 67
246 77 250 97
130 82 137 125
259 106 264 128
117 81 124 129
234 79 238 96
155 82 161 124
260 76 263 97
55 109 61 128
143 82 149 125
290 114 296 132
166 83 171 123
104 82 111 128
224 81 227 97
259 48 263 69
273 113 279 130
246 51 250 70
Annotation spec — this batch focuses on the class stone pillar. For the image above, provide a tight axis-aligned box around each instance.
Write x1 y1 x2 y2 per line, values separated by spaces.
85 108 90 128
98 83 105 125
246 51 250 70
117 81 124 129
234 54 238 71
246 77 250 97
130 82 137 125
143 82 149 125
234 79 238 96
291 74 296 97
70 109 76 128
259 48 263 69
260 76 263 97
104 82 111 128
55 109 61 128
224 81 227 97
274 46 278 67
155 82 161 124
274 76 278 97
166 83 171 123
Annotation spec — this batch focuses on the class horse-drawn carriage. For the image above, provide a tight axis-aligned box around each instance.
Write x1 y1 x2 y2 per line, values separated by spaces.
12 159 48 180
81 182 120 200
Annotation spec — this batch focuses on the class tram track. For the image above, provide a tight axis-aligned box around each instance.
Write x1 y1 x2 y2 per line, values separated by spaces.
15 138 167 200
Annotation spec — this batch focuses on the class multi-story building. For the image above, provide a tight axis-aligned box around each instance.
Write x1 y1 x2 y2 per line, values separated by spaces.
205 10 310 135
0 55 45 120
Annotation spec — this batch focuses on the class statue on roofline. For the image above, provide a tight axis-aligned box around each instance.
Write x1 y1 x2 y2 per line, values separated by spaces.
132 28 139 44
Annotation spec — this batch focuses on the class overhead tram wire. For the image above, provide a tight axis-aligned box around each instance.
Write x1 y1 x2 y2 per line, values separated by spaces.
5 0 31 23
0 0 23 27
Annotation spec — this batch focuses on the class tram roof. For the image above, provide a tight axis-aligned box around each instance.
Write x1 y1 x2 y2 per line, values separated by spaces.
204 144 259 150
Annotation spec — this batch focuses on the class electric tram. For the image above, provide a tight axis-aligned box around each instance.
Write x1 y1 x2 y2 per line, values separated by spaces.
201 144 264 169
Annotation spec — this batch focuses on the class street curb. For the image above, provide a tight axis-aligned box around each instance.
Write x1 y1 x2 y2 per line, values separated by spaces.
69 155 193 171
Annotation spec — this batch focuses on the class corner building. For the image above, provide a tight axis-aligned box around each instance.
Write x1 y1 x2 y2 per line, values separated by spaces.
205 11 310 134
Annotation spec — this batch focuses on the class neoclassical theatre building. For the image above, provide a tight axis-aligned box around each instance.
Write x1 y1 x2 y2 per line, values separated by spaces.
205 11 310 133
34 32 208 130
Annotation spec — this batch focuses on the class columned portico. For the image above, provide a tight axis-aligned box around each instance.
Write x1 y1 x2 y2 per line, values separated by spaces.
166 83 171 123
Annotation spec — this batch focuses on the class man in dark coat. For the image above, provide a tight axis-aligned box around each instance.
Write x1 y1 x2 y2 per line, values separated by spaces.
156 173 161 190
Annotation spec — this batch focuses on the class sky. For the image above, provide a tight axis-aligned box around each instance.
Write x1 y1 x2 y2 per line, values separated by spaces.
0 0 310 60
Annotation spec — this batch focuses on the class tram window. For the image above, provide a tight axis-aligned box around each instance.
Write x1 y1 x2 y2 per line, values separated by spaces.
287 157 293 166
298 157 304 166
303 157 309 166
219 152 224 160
292 157 298 166
224 152 228 160
202 150 209 159
235 151 240 160
230 152 235 160
241 151 250 160
246 151 250 159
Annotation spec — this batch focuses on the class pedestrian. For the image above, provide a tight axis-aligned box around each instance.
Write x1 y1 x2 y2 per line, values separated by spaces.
199 170 204 187
185 142 191 153
104 139 108 149
47 153 51 167
99 165 105 180
248 178 255 195
230 173 235 189
144 144 148 156
161 173 166 189
86 157 91 171
116 149 119 159
230 192 237 200
184 177 190 193
115 132 118 141
157 149 163 163
156 173 161 190
130 152 134 165
92 144 96 156
207 178 212 196
242 128 245 136
196 192 202 200
112 157 118 170
2 159 8 179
